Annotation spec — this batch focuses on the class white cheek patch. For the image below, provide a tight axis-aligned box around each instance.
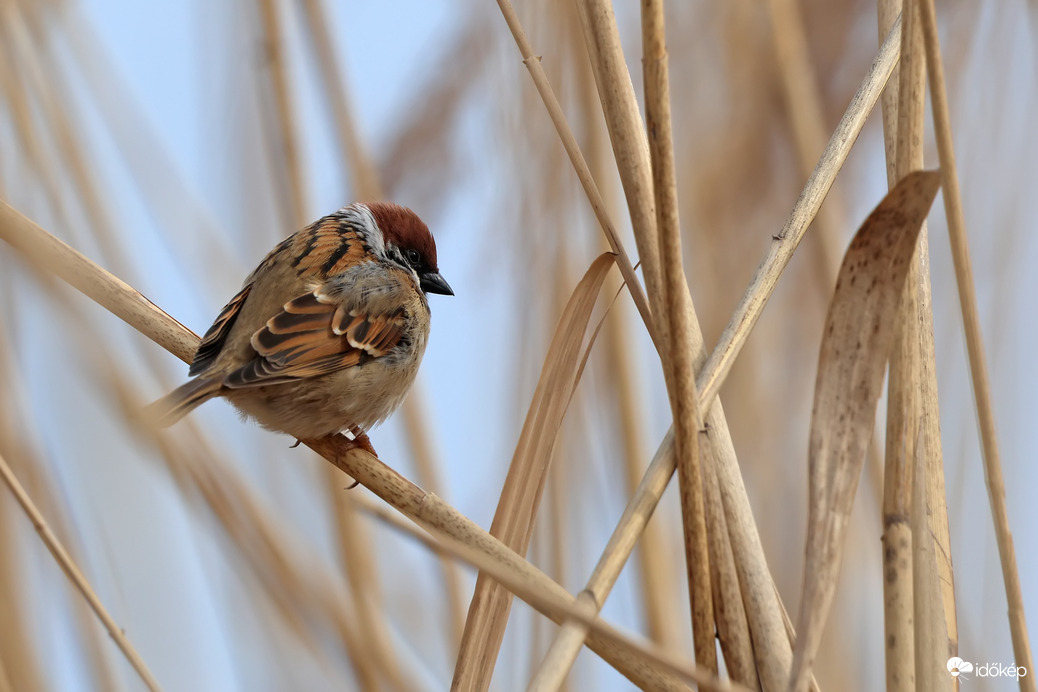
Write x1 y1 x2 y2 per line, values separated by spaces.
349 203 386 256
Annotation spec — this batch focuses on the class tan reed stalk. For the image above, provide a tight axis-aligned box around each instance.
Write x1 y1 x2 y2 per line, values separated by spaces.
878 3 919 689
330 497 401 691
911 429 949 692
494 0 658 351
306 445 696 692
573 0 666 346
887 0 956 681
0 202 197 361
119 383 384 686
0 205 705 689
918 0 1035 684
0 453 44 692
640 0 715 675
696 15 902 409
701 456 759 689
0 450 163 692
399 390 468 650
255 0 307 229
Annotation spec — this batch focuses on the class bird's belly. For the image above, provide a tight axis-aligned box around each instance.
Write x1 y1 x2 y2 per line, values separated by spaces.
225 359 418 440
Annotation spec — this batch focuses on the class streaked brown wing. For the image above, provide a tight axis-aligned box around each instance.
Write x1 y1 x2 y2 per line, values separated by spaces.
222 291 407 389
190 284 253 376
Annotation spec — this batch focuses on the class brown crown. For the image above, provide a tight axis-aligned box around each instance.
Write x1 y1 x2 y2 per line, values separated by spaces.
367 202 439 272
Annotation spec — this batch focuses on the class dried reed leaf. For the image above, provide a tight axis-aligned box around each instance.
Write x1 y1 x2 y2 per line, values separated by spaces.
788 169 941 692
452 253 616 692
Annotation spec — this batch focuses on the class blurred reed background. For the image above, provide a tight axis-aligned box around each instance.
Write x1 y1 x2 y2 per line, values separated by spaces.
0 0 1035 690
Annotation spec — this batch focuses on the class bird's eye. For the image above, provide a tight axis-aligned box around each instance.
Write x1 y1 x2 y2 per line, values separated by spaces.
405 249 421 267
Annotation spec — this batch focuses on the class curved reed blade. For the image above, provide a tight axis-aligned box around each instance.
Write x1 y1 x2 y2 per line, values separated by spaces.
789 170 941 692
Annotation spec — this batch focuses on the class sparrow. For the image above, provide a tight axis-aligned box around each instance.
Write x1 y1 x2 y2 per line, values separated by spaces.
147 202 452 453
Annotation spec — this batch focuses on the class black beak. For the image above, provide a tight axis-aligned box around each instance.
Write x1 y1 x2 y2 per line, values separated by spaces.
420 271 454 296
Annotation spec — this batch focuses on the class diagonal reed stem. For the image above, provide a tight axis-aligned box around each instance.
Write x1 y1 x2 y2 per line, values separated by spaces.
0 451 163 692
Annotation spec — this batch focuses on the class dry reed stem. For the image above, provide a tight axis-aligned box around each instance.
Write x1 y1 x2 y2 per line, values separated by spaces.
256 0 307 229
888 0 957 680
330 496 400 691
640 0 715 675
333 440 739 692
529 421 678 690
120 384 391 686
918 0 1035 684
697 16 903 410
0 205 695 689
574 0 665 342
702 454 759 689
0 381 48 692
494 0 658 351
912 431 948 691
0 450 163 692
788 170 941 692
767 0 892 548
880 3 921 688
399 392 468 650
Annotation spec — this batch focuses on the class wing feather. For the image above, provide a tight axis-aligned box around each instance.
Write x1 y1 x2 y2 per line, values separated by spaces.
222 284 407 389
190 284 252 376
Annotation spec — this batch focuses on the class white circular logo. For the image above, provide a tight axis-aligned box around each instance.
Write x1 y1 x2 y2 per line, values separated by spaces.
947 657 974 677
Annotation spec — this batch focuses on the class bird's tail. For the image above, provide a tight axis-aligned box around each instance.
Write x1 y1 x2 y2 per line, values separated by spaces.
145 378 223 428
